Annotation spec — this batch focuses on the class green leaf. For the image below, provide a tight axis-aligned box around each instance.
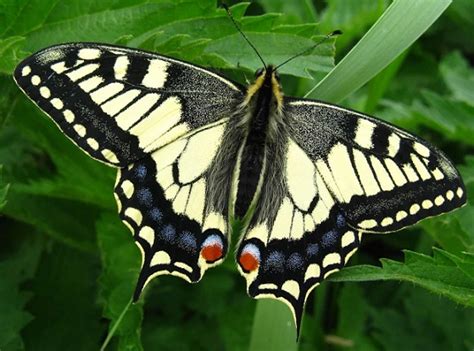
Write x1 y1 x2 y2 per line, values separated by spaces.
0 0 60 38
258 0 317 24
22 2 216 53
141 268 252 351
307 0 452 103
435 0 474 55
329 249 474 307
0 36 25 74
0 76 19 127
97 213 143 351
334 285 378 351
363 49 408 114
414 91 474 146
0 226 42 350
319 0 388 51
370 287 474 351
22 241 104 351
439 51 474 106
205 32 336 78
2 185 101 253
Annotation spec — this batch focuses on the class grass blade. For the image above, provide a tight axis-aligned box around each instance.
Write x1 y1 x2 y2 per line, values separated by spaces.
306 0 452 103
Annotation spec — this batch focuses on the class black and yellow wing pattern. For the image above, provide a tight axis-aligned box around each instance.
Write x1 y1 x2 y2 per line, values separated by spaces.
237 98 465 331
14 43 244 297
14 43 466 333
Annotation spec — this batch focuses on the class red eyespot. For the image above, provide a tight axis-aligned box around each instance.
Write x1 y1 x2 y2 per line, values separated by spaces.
201 244 223 262
200 234 224 263
238 243 261 272
239 252 259 272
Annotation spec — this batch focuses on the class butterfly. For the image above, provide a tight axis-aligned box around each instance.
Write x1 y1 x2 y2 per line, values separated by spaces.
13 41 466 334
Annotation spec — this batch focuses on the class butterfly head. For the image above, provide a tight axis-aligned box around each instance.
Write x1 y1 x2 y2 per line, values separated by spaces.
246 65 283 109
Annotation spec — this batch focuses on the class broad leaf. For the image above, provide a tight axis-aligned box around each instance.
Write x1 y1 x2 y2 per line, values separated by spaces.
329 249 474 307
439 51 474 106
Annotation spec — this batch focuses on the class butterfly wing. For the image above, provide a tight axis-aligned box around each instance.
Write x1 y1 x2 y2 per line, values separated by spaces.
236 97 466 332
286 98 466 231
116 121 241 299
13 43 243 166
13 43 245 298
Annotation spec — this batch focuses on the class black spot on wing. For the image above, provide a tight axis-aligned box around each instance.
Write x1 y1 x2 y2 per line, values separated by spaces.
372 124 391 154
125 55 149 86
392 137 413 164
64 52 79 69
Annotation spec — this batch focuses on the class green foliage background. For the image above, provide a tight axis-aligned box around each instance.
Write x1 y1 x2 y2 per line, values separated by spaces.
1 0 473 350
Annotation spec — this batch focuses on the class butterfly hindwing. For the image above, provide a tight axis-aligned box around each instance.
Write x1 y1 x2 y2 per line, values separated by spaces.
115 121 235 299
236 135 363 332
13 43 243 167
238 211 361 334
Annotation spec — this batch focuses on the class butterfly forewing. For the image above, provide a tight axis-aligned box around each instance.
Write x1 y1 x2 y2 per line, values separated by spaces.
286 99 466 232
13 43 243 167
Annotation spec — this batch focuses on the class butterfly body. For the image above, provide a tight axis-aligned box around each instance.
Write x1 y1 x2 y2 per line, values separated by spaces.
13 43 466 333
232 65 284 220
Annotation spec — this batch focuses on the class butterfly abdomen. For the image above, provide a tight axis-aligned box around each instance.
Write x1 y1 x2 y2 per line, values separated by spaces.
232 67 285 220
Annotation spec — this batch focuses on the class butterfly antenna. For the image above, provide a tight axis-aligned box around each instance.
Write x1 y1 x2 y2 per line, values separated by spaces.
274 30 342 70
223 3 267 69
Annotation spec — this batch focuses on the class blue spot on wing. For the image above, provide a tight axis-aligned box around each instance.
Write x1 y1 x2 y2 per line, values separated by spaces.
306 243 319 257
149 208 162 222
336 213 346 228
137 188 153 207
135 165 147 180
321 230 338 248
160 224 176 242
287 253 304 270
178 231 197 252
264 251 285 273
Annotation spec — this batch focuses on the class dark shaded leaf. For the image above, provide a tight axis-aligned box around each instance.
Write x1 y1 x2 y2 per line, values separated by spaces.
0 225 42 350
22 241 103 351
97 213 143 351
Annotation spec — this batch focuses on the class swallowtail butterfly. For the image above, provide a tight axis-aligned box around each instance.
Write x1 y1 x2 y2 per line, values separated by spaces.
13 39 466 333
